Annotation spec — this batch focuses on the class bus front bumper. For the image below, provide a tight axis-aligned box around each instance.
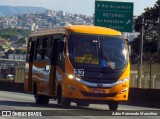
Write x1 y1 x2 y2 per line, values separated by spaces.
63 78 129 102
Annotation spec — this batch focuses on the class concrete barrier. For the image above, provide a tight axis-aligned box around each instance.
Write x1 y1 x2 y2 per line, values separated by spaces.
0 82 24 93
122 88 160 108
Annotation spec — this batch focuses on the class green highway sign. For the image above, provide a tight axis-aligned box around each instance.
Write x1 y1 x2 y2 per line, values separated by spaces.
95 0 134 32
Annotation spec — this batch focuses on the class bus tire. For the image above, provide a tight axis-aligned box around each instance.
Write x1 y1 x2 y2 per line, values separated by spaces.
62 97 71 107
76 102 89 107
34 85 49 105
57 85 62 104
108 101 118 111
42 96 49 105
35 92 43 104
35 94 49 105
33 84 42 104
57 85 71 107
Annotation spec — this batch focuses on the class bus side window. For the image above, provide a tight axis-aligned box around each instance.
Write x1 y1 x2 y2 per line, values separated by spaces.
29 40 36 62
34 38 39 60
51 39 59 65
57 35 65 71
26 39 31 62
40 37 47 60
44 37 53 61
51 34 65 67
36 38 43 61
63 36 66 58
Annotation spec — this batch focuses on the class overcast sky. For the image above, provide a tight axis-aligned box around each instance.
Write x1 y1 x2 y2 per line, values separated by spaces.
0 0 158 16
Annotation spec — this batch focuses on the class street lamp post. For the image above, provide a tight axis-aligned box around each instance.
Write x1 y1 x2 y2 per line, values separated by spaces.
137 16 144 88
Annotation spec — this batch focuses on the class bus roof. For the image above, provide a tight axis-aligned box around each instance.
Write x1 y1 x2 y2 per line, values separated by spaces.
29 25 121 37
67 25 121 36
29 27 66 37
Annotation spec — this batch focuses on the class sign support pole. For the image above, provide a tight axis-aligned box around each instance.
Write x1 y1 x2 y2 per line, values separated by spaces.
138 16 144 88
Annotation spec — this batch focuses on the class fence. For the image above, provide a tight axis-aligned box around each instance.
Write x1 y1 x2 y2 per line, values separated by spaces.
130 64 160 89
15 67 25 83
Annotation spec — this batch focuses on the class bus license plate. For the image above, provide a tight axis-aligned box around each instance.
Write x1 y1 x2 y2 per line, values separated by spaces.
94 90 105 94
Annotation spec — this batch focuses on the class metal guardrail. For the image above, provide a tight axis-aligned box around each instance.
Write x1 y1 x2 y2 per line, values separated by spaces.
130 64 160 89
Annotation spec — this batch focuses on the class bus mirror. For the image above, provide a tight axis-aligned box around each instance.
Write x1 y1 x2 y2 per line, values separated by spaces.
45 65 50 71
129 46 131 56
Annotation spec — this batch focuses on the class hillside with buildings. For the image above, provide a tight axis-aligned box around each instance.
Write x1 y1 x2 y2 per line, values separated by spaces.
0 8 93 60
0 10 93 31
0 6 46 16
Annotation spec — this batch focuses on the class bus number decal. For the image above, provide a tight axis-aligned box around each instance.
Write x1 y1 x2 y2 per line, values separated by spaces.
74 69 84 76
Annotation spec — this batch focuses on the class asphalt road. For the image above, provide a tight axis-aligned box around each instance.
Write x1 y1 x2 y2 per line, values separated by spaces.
0 91 159 119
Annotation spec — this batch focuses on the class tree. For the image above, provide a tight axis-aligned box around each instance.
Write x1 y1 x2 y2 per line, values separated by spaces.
17 38 26 44
15 49 23 54
0 45 3 51
133 0 160 54
0 28 31 39
6 49 14 54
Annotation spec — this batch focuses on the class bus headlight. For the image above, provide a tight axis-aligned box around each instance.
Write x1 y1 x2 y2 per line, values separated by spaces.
119 88 128 94
120 78 129 83
68 74 74 79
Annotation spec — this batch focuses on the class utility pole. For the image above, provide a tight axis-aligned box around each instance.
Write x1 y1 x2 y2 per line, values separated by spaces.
137 16 144 88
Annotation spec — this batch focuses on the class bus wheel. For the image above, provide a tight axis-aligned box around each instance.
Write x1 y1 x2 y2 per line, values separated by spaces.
57 86 71 107
108 101 118 111
42 96 49 105
35 94 49 105
35 92 43 104
76 102 89 107
34 86 49 105
62 98 71 107
57 86 62 104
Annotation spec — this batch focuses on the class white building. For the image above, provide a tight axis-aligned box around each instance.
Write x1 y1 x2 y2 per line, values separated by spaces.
46 10 54 17
30 23 38 31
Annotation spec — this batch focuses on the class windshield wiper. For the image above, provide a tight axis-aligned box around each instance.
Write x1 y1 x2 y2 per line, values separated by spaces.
100 46 115 71
103 53 115 70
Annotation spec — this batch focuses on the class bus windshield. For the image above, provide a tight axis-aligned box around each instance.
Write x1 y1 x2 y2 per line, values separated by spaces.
69 33 128 69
